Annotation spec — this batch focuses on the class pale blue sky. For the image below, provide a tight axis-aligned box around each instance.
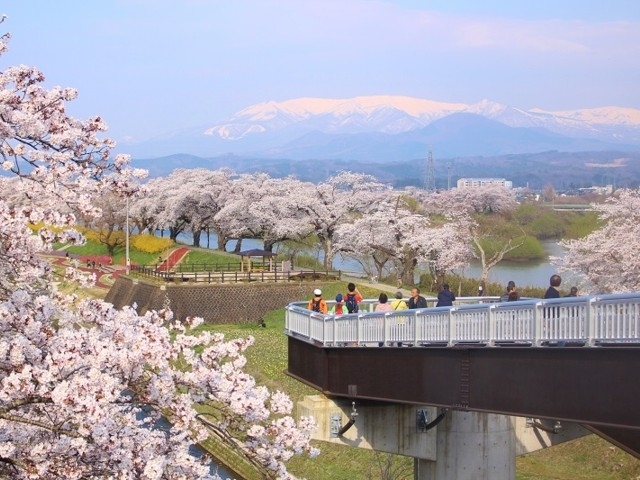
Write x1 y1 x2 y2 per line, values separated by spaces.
3 1 640 143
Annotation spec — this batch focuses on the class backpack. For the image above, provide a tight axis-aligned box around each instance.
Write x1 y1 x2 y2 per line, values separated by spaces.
312 299 322 313
345 293 358 314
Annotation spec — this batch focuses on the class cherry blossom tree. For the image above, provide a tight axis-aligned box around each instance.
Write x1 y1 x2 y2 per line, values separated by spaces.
216 174 312 252
333 192 474 287
430 185 522 286
0 29 316 479
79 191 127 256
558 188 640 293
295 171 391 269
429 183 517 215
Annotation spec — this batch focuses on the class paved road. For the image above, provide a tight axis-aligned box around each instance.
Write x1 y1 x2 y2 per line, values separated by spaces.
341 273 413 297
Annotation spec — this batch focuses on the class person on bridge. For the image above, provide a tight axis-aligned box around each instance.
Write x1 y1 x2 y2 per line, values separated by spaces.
344 282 363 313
544 274 562 299
500 280 520 302
308 288 328 313
330 293 345 315
436 283 456 307
408 287 428 309
375 293 392 312
565 286 578 297
390 291 408 310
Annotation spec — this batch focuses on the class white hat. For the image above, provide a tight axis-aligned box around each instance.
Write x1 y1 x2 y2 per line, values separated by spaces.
313 288 322 296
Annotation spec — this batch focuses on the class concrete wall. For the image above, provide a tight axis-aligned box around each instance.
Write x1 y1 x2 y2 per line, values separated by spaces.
298 395 438 460
105 277 333 324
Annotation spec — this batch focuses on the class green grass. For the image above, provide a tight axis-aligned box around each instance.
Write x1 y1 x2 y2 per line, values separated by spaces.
63 239 172 267
516 435 640 480
181 249 241 266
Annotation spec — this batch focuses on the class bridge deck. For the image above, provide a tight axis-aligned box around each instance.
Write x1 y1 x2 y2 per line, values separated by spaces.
285 293 640 458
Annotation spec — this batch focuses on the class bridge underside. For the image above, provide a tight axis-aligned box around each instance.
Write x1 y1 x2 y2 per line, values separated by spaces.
287 337 640 458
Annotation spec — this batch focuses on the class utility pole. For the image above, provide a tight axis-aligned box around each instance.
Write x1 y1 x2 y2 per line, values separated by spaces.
125 195 130 275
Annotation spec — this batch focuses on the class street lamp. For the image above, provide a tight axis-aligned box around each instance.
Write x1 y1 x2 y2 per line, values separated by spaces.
125 195 130 275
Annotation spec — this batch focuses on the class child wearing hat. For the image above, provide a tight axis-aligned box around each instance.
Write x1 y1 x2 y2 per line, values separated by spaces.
330 293 345 315
308 288 328 313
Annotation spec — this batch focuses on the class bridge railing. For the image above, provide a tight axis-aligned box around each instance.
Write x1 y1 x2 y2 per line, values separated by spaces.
285 293 640 347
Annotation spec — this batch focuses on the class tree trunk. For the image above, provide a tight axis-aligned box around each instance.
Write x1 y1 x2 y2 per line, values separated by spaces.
169 226 181 242
233 238 243 254
216 231 228 251
321 238 333 270
263 240 275 252
401 257 417 286
192 229 201 248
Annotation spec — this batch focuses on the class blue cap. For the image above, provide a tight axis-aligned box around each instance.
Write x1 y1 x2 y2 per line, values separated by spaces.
335 293 343 302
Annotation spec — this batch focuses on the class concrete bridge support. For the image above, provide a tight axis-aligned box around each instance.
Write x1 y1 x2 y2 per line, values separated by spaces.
414 410 515 480
298 395 588 480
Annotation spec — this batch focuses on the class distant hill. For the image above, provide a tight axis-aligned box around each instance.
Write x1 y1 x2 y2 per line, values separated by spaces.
131 150 640 191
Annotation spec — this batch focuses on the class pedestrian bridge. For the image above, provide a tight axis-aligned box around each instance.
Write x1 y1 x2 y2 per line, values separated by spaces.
284 293 640 458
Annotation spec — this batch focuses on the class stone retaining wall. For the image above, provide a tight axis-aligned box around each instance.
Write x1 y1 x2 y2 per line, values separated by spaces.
105 277 333 324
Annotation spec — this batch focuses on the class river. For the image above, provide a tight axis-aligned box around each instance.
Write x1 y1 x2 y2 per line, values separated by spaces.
454 240 582 289
177 234 579 289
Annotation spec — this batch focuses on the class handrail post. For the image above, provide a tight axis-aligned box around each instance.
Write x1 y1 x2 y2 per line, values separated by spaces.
488 304 496 346
322 314 327 346
448 307 455 347
587 297 596 346
413 310 419 346
383 313 389 347
534 301 543 346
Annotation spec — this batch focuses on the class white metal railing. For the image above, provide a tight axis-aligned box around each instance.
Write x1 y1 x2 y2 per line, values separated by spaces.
285 294 640 347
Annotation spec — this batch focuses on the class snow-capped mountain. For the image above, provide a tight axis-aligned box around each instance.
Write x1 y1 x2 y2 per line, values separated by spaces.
205 96 469 138
121 95 640 160
204 95 640 145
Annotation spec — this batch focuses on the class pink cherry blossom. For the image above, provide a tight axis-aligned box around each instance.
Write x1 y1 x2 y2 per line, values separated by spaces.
0 28 316 480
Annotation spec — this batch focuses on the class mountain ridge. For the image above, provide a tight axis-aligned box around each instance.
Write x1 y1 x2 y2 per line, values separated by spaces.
118 95 640 159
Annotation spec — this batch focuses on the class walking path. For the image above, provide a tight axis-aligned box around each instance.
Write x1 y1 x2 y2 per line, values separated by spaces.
156 247 190 272
46 251 125 289
341 273 413 297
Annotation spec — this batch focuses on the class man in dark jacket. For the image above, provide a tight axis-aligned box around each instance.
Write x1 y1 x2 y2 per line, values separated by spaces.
436 283 456 307
544 274 562 299
408 287 428 309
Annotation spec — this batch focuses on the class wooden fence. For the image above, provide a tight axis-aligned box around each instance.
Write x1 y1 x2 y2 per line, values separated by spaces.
133 265 342 284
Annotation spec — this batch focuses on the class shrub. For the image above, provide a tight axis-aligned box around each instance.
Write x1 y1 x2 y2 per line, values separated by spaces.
290 254 324 271
526 212 564 239
131 234 174 254
503 236 545 261
563 211 601 239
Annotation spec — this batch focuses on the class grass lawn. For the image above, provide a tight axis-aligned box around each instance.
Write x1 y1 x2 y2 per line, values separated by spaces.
63 239 169 267
181 248 242 267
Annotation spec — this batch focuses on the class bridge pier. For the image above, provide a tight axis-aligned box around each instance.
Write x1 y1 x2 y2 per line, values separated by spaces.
414 410 515 480
298 395 588 479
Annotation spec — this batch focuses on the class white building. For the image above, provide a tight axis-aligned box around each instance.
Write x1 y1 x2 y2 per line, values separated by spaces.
456 178 513 189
